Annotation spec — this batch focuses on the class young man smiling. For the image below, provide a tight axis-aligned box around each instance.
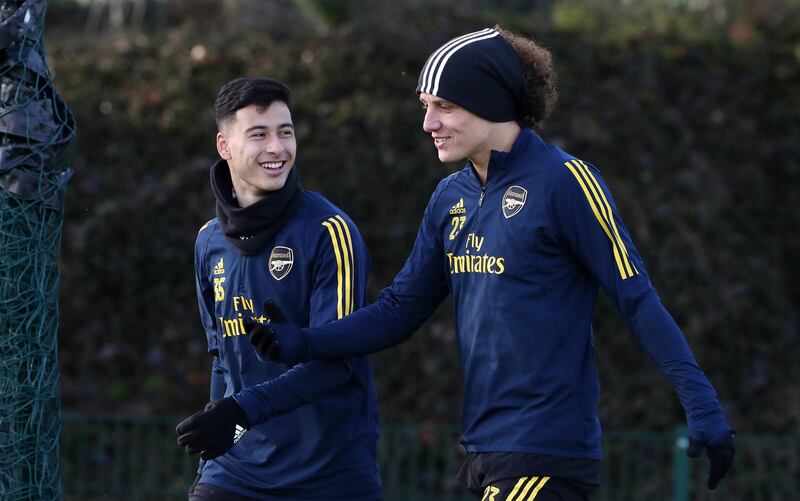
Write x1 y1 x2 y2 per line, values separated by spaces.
176 77 381 501
250 27 735 500
219 100 296 205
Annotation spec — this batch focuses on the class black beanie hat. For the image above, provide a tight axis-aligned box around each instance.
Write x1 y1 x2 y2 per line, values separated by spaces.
416 28 524 123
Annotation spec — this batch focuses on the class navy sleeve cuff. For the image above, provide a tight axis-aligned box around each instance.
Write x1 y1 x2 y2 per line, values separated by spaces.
232 390 271 428
272 322 309 364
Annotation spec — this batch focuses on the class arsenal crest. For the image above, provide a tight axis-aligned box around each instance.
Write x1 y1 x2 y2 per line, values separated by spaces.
502 186 527 219
268 246 294 280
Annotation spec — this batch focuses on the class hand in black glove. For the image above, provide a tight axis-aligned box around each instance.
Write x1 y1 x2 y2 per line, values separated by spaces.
243 300 286 361
686 432 735 489
176 396 250 460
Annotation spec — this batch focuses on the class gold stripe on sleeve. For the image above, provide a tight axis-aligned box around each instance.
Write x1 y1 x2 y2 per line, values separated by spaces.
334 215 356 314
328 217 352 316
576 160 637 278
322 220 344 319
565 160 629 279
572 160 634 277
527 477 550 500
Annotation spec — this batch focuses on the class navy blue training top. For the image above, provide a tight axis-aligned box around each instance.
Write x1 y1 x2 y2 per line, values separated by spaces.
194 190 381 500
275 129 731 463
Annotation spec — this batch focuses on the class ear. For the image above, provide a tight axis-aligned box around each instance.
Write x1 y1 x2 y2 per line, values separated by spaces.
216 131 231 160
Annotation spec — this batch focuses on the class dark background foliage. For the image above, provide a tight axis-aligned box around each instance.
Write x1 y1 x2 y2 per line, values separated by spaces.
46 0 799 434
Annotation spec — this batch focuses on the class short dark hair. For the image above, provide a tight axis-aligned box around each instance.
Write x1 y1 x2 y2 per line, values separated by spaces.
214 77 292 130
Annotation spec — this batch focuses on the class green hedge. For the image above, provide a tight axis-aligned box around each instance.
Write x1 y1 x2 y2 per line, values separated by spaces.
47 1 800 435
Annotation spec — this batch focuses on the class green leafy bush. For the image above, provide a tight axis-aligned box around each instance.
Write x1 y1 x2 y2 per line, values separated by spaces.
48 1 800 434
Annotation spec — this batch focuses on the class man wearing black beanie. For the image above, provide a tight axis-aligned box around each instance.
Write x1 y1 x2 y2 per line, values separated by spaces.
251 28 735 500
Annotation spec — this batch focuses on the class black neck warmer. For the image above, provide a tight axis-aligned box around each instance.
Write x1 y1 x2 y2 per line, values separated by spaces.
210 159 303 255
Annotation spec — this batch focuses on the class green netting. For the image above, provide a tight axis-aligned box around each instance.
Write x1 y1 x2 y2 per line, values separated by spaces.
0 0 75 499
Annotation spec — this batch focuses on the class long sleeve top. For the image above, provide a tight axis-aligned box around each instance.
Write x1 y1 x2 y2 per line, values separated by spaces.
194 190 381 500
275 129 730 462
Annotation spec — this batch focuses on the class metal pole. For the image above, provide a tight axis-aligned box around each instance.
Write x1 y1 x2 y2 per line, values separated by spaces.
672 425 690 501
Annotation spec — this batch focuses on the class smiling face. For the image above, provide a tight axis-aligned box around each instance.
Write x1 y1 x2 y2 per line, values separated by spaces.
419 93 495 169
216 101 296 207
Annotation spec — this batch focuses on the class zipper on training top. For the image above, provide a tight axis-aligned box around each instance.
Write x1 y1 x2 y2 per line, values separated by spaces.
470 183 488 236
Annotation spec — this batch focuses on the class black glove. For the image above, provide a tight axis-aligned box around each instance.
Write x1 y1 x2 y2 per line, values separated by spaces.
686 432 735 489
176 396 250 460
243 300 286 361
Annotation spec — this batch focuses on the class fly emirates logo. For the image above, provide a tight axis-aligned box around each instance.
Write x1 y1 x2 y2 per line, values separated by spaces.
446 233 505 275
218 296 267 338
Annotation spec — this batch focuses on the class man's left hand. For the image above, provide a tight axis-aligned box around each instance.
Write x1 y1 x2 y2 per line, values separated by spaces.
687 431 735 489
176 396 250 460
245 300 307 364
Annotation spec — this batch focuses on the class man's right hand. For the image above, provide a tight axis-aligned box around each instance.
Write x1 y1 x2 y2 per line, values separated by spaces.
246 320 282 360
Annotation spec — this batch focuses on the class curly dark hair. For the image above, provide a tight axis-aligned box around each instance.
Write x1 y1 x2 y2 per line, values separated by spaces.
495 25 558 132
